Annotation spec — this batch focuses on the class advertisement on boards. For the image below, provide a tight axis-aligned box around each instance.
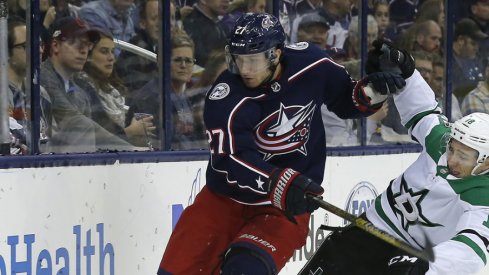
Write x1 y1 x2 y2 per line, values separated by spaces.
0 155 489 274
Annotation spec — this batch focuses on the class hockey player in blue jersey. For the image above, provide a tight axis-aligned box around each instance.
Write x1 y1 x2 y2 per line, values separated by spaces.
299 40 489 275
158 13 407 275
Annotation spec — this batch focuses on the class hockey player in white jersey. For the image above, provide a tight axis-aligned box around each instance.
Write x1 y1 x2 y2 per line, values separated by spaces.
300 40 489 275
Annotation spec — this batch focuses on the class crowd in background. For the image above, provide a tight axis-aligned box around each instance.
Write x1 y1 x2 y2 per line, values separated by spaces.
4 0 489 154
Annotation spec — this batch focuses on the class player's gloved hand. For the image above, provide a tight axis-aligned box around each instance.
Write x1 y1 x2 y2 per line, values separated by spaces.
353 72 405 112
268 168 324 216
366 38 415 79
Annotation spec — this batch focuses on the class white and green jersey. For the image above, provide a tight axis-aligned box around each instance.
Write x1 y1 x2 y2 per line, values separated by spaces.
366 71 489 275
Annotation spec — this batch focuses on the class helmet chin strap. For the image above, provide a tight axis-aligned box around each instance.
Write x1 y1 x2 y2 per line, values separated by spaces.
258 61 279 88
471 162 489 176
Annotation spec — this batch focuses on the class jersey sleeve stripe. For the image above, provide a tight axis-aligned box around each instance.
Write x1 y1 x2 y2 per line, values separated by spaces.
452 234 488 265
458 229 489 252
288 58 341 82
227 95 266 154
229 154 269 179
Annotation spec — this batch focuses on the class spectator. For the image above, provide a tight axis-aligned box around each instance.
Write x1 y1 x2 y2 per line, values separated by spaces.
182 0 229 67
74 31 155 149
8 0 27 19
40 0 81 45
396 20 442 55
79 0 136 43
372 0 389 36
294 0 323 18
461 57 489 116
174 0 195 22
7 17 28 127
7 17 29 154
343 15 378 61
318 0 353 48
431 57 463 121
468 0 489 54
41 16 135 153
115 0 159 95
129 31 202 150
220 0 267 35
412 20 442 54
187 50 227 146
452 18 488 100
389 0 418 25
416 0 445 27
290 10 330 50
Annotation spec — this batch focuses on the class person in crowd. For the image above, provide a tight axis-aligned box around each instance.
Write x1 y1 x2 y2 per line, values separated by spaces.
40 0 81 43
129 31 201 150
290 10 330 50
302 38 489 275
7 17 29 154
431 57 463 121
412 20 443 54
396 20 443 56
74 31 155 149
467 0 489 54
318 0 354 48
220 0 267 35
40 16 135 153
79 0 136 43
461 57 489 116
452 18 488 101
115 0 160 95
389 0 418 26
182 0 229 67
158 13 407 274
8 0 27 19
372 0 390 36
343 15 378 61
186 50 227 143
416 0 445 27
294 0 322 17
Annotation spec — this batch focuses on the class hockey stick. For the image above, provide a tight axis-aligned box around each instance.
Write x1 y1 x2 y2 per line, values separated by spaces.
306 194 435 262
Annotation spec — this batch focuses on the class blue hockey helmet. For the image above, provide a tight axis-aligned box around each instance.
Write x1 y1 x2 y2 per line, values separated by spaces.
227 13 286 55
226 13 286 75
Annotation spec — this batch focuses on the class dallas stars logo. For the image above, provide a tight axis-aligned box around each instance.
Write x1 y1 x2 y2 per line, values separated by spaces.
392 175 442 230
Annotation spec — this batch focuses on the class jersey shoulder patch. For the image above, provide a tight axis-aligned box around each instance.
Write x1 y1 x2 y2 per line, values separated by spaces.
208 83 230 100
286 42 309 50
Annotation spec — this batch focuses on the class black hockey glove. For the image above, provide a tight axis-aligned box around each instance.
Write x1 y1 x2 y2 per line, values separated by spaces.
352 72 405 112
269 168 324 216
366 38 415 79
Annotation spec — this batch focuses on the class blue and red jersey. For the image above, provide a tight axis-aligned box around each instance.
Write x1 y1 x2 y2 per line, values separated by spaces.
203 42 369 205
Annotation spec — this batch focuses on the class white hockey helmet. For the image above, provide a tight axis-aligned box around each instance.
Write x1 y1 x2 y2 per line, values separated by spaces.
450 112 489 175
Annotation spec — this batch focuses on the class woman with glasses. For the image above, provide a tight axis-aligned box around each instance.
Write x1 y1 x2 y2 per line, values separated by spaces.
74 31 155 150
128 31 202 150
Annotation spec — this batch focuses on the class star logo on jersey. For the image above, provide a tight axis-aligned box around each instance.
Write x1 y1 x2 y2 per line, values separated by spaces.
256 176 265 190
392 175 442 231
254 101 315 160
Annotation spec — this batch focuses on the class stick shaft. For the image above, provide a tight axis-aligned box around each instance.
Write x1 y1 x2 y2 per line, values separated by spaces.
309 195 433 261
